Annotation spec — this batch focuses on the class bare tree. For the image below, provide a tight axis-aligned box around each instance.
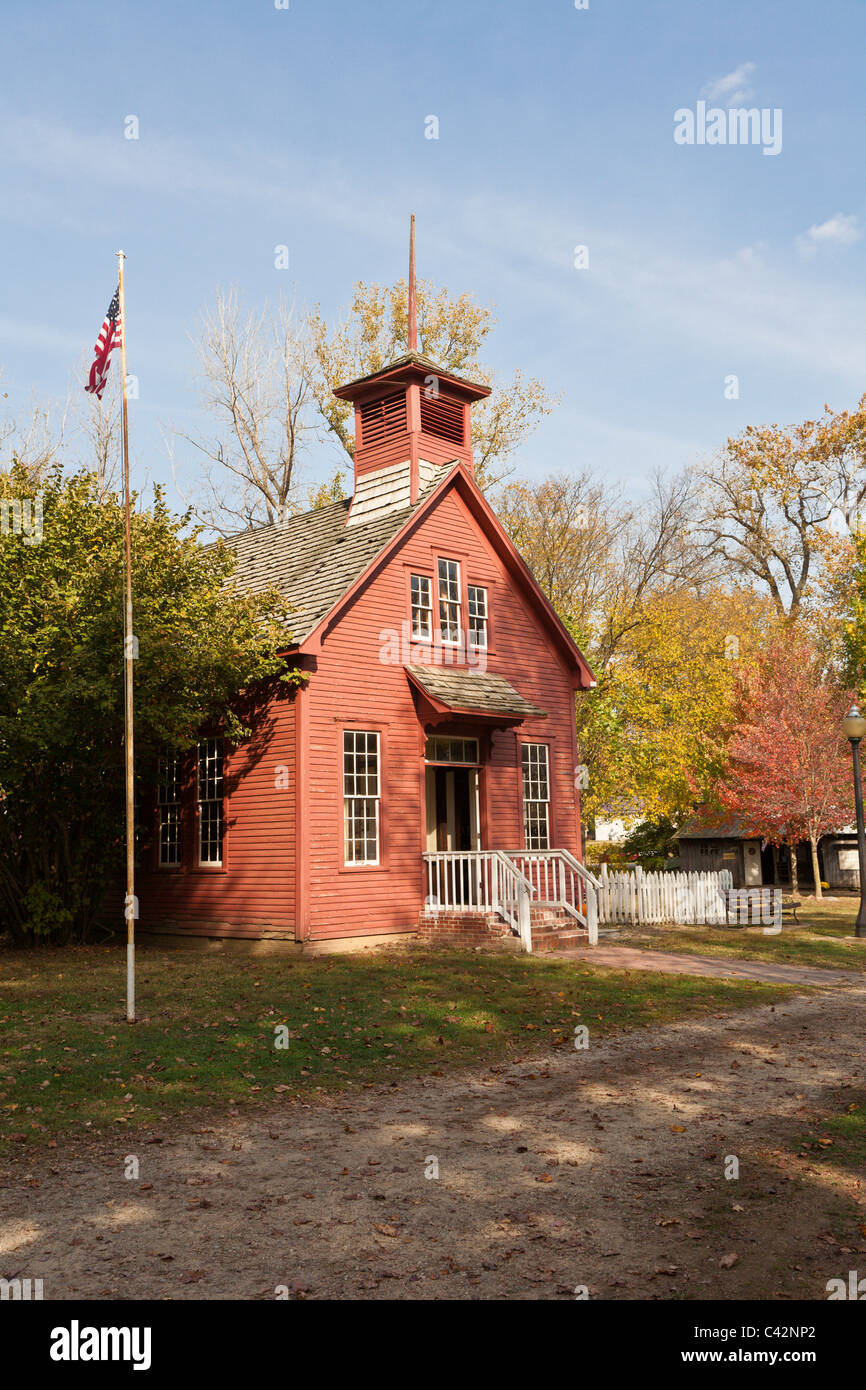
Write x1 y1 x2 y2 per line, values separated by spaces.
58 356 124 498
697 445 830 622
493 470 624 642
172 289 314 534
83 387 122 499
595 469 709 664
0 373 66 484
493 466 717 669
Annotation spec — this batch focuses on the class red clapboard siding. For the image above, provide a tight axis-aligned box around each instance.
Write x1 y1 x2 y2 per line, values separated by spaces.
299 484 582 940
138 476 585 944
137 691 298 933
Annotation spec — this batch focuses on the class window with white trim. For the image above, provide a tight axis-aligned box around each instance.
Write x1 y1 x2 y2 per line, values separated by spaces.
468 585 488 650
343 730 380 865
522 743 550 850
197 739 224 866
437 558 461 645
157 755 181 866
410 573 433 640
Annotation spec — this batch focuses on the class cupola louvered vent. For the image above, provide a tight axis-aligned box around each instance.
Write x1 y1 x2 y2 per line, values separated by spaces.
419 391 465 445
359 391 406 448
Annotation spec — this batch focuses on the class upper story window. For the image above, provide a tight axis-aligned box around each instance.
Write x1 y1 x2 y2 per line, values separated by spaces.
157 755 181 866
437 558 461 645
522 743 550 851
411 574 433 641
343 730 380 865
197 738 224 866
468 585 488 650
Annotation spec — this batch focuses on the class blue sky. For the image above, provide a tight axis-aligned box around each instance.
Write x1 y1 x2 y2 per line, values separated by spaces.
2 0 866 508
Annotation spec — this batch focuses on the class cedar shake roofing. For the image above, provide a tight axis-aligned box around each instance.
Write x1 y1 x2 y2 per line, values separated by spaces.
222 476 441 644
217 461 592 682
404 666 547 720
333 350 490 399
678 815 858 841
677 815 755 840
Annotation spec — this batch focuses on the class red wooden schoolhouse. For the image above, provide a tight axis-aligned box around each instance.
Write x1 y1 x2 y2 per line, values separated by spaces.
138 249 599 952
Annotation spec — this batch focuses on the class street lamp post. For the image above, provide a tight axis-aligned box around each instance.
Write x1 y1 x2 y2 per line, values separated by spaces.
842 703 866 937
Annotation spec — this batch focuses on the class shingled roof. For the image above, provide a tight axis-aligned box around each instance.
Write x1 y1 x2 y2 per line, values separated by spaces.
222 474 442 645
334 350 490 399
677 815 754 840
217 462 592 688
405 666 547 720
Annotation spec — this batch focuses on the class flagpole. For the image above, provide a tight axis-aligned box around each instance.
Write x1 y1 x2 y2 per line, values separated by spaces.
116 250 136 1024
408 212 417 351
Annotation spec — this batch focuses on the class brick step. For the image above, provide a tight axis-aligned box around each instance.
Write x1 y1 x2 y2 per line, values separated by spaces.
529 907 575 925
531 927 589 952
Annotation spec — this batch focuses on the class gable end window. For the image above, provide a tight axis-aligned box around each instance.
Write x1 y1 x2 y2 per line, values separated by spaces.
157 755 181 866
468 585 488 650
522 743 550 851
437 558 461 645
343 730 380 865
410 573 433 640
197 739 224 866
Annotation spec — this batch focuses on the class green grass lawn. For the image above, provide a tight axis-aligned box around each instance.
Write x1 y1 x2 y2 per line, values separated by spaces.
0 942 796 1156
795 1092 866 1174
615 896 866 973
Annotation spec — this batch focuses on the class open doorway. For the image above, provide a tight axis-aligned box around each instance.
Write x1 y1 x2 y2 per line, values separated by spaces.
425 765 480 852
424 763 481 908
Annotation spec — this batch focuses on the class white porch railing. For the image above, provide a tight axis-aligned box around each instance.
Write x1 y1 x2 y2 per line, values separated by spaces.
423 849 600 950
502 849 599 943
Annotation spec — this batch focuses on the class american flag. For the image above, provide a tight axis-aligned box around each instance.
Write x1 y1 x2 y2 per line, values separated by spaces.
85 287 122 399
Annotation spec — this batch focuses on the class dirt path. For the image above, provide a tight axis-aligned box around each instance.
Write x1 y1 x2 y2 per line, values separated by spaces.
560 944 864 987
3 985 865 1301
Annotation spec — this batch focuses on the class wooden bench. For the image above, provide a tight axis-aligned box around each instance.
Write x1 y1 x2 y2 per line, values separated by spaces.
721 889 801 926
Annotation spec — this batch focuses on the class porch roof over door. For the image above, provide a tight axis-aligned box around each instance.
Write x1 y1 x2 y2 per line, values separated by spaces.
404 665 547 724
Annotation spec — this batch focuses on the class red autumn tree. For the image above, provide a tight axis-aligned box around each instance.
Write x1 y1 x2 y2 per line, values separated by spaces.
713 637 855 897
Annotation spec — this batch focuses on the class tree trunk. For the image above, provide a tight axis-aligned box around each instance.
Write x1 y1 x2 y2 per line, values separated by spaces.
789 840 799 896
810 836 822 899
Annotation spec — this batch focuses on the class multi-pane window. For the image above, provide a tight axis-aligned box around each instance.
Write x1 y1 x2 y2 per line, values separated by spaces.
425 736 479 765
157 755 181 866
437 558 461 644
343 730 380 865
411 573 433 640
522 743 550 850
197 739 224 866
468 585 488 650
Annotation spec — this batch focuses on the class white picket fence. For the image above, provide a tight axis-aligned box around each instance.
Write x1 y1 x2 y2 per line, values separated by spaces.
597 865 734 926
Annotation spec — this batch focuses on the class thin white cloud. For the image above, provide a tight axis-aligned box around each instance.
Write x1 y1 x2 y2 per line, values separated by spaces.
700 62 757 106
4 110 866 474
0 112 395 245
796 213 862 256
424 191 866 386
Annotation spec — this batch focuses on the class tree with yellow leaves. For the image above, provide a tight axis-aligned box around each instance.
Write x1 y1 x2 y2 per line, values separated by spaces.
698 394 866 622
308 277 556 488
493 468 778 822
585 587 777 823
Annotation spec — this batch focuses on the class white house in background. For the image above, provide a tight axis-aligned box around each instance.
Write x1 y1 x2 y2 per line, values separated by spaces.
589 813 644 845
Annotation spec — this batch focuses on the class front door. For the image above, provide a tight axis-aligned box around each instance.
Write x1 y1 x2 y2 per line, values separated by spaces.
426 766 480 851
425 764 481 908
